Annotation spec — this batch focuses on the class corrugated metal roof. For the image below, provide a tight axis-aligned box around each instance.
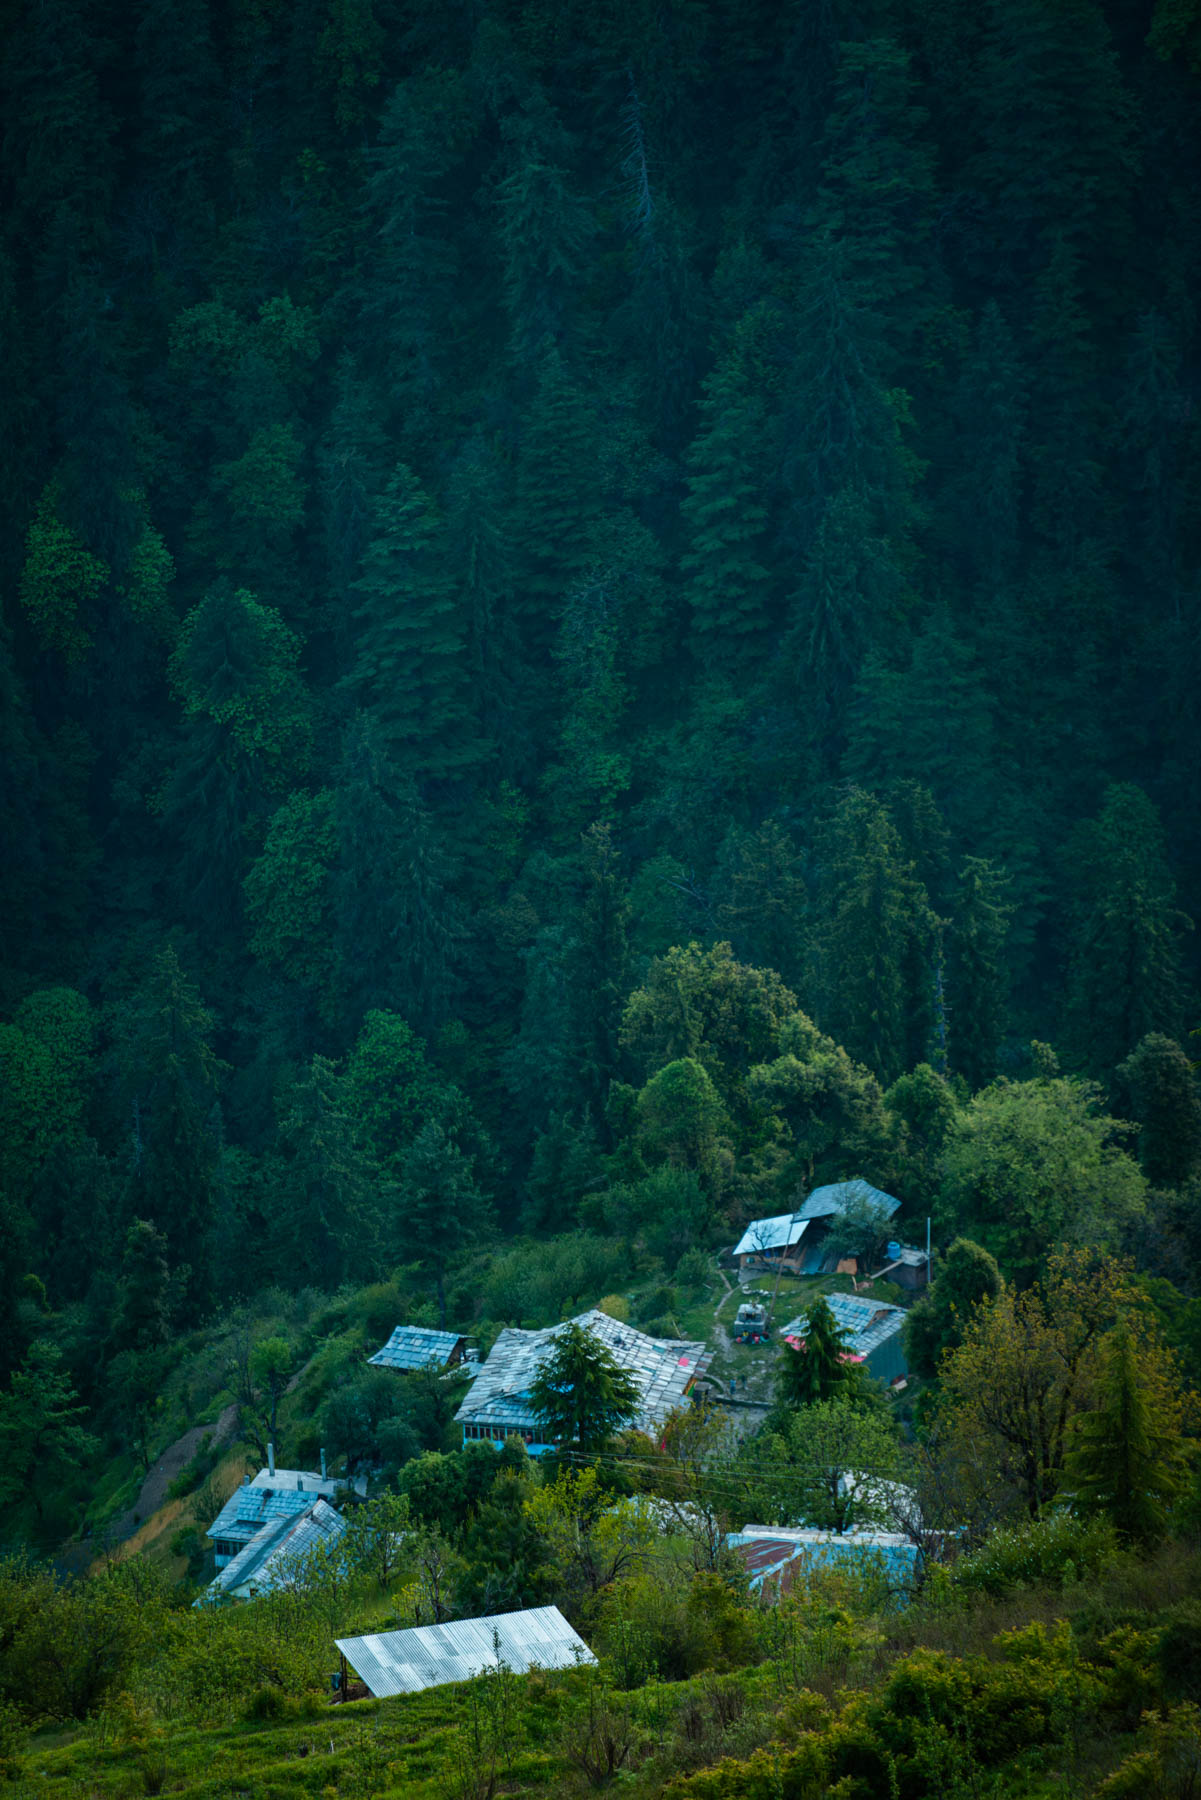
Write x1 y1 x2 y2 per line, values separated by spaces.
336 1605 595 1697
369 1327 465 1371
202 1500 346 1601
454 1310 710 1442
733 1214 810 1257
798 1179 901 1222
729 1526 919 1594
780 1289 907 1360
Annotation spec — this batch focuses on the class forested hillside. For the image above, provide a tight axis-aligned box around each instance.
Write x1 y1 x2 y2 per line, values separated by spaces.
3 0 1201 1543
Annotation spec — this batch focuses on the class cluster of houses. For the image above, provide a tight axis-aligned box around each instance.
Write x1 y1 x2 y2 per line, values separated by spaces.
196 1175 927 1676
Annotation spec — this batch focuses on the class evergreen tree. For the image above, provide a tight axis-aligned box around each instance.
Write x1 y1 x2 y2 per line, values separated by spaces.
271 1055 383 1286
512 345 603 662
346 465 476 777
1066 784 1189 1071
681 305 775 663
903 1237 1002 1378
947 856 1012 1091
1065 1315 1186 1548
495 131 596 363
944 302 1027 593
1115 1034 1201 1188
0 1341 97 1524
529 1322 641 1453
396 1121 490 1326
777 1297 856 1408
813 788 937 1084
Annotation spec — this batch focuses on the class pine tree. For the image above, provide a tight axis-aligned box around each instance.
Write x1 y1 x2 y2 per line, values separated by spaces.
513 345 603 662
681 305 774 664
947 857 1012 1090
346 464 476 777
1115 1034 1201 1188
777 1297 856 1408
945 302 1027 594
316 352 390 651
1067 784 1189 1071
1065 1316 1186 1547
495 133 596 364
813 787 937 1084
529 1321 641 1452
397 1122 490 1326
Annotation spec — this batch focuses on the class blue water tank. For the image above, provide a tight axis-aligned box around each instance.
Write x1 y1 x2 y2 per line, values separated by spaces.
886 1240 901 1262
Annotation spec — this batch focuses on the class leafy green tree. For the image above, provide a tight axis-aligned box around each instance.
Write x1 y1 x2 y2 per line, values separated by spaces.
0 988 93 1204
1115 1034 1201 1188
903 1238 1003 1379
529 1322 641 1453
243 789 338 997
17 482 108 662
884 1061 959 1198
342 1490 411 1589
1066 784 1190 1071
111 1219 171 1355
777 1297 857 1408
271 1054 383 1287
634 1058 730 1185
748 1012 895 1191
1065 1315 1187 1547
0 1341 97 1524
759 1390 903 1533
396 1121 491 1326
939 1075 1146 1281
249 1336 293 1450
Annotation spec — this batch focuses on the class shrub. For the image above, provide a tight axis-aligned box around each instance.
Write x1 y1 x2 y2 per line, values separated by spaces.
953 1512 1119 1597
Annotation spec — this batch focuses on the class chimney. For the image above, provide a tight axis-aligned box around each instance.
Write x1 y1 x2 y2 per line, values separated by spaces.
297 1477 302 1491
242 1474 250 1487
320 1447 327 1481
267 1442 275 1478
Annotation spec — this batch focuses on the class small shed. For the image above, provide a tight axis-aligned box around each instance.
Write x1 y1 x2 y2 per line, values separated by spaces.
781 1289 909 1386
732 1213 810 1274
199 1499 346 1604
334 1605 595 1698
369 1327 468 1372
728 1526 920 1598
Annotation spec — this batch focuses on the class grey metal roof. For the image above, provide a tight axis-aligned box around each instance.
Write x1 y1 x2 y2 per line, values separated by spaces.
336 1605 595 1698
781 1289 907 1360
798 1179 901 1222
454 1309 710 1441
203 1499 346 1601
733 1214 809 1257
369 1326 465 1371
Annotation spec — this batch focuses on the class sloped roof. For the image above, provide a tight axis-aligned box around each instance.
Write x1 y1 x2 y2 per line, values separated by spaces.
336 1605 595 1697
369 1326 465 1371
733 1214 810 1257
729 1526 919 1595
454 1309 710 1440
798 1179 901 1222
203 1499 345 1601
781 1289 907 1360
207 1483 319 1545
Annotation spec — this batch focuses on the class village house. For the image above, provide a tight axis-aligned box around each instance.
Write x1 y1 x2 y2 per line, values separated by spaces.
198 1498 346 1605
368 1326 470 1372
733 1179 902 1276
728 1525 921 1598
781 1289 910 1386
206 1446 367 1568
454 1309 711 1452
334 1605 595 1698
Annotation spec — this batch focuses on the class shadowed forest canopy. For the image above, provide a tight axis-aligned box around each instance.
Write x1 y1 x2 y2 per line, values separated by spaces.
1 0 1200 1393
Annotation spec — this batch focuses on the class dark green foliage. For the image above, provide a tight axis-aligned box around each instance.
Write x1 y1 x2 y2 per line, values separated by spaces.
529 1321 641 1452
1116 1034 1201 1187
904 1236 1003 1378
1065 1316 1187 1547
776 1297 855 1408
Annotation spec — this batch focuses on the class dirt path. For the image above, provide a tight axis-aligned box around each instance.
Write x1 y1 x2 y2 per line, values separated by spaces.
104 1402 240 1545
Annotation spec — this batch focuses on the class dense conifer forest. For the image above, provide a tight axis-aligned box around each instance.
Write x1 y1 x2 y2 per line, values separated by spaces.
3 0 1201 1792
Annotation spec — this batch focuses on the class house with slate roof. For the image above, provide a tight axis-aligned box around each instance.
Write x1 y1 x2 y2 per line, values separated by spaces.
199 1498 346 1604
733 1179 901 1275
781 1289 909 1385
206 1453 366 1568
454 1309 710 1453
368 1326 469 1372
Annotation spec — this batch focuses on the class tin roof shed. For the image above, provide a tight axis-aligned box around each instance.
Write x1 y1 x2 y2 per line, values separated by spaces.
336 1605 594 1697
729 1526 920 1596
733 1214 810 1258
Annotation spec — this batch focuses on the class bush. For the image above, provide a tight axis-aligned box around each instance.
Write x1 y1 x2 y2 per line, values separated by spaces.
675 1248 712 1291
953 1512 1120 1597
1159 1600 1201 1703
480 1235 627 1325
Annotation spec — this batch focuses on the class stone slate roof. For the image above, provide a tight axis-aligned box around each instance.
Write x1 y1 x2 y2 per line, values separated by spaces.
369 1326 465 1371
202 1499 346 1601
454 1309 710 1442
781 1289 907 1361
